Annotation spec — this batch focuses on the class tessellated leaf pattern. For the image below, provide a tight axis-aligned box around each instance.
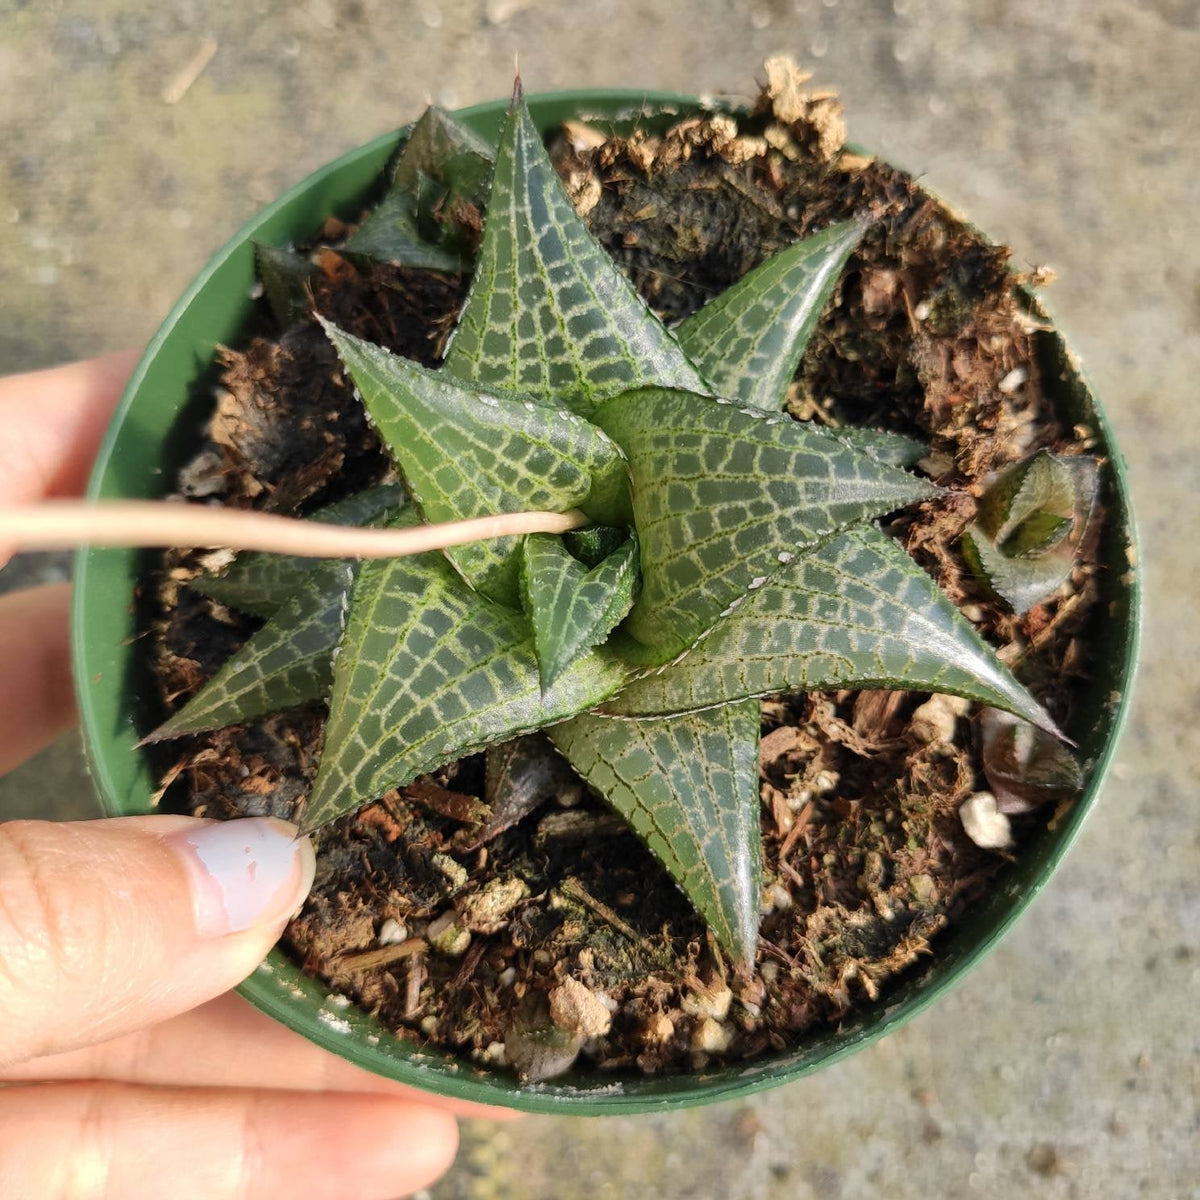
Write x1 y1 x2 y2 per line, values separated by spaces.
674 219 864 411
596 387 938 660
149 560 355 740
190 484 405 618
442 90 707 416
520 532 639 689
603 523 1057 733
326 321 630 606
548 700 762 965
302 541 628 831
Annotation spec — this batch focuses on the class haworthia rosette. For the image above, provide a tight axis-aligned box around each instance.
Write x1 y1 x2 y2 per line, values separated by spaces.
153 88 1062 964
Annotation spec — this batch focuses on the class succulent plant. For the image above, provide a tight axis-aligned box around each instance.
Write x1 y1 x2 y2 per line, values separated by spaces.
151 87 1058 966
961 448 1098 615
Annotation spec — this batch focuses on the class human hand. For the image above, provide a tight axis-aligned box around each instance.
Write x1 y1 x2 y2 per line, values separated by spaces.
0 356 473 1198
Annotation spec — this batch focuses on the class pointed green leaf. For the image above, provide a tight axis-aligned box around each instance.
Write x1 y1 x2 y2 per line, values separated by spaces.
603 523 1057 735
190 484 406 618
977 450 1075 546
996 455 1076 553
342 108 495 273
520 533 639 689
821 426 927 469
391 105 494 196
961 528 1075 615
254 242 318 329
548 700 762 966
595 387 939 662
675 219 864 411
963 452 1099 614
442 92 707 416
302 546 629 832
147 560 354 740
1004 511 1073 558
324 321 631 606
341 186 464 273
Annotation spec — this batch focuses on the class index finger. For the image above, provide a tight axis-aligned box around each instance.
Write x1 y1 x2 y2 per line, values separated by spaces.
0 350 139 505
0 350 138 569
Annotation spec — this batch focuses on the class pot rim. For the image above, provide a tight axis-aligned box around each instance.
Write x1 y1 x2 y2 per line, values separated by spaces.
71 88 1142 1115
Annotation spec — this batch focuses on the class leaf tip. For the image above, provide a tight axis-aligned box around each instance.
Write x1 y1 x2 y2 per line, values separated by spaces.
138 708 197 746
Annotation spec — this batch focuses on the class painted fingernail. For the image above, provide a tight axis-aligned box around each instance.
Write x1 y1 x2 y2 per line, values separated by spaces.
166 817 316 938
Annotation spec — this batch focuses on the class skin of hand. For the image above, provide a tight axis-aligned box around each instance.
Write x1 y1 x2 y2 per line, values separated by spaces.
0 355 500 1199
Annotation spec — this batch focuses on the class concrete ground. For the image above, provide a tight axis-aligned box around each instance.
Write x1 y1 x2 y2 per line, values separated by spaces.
1 1 1195 1195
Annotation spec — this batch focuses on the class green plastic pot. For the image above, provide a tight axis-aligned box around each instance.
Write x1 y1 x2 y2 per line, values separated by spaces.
72 90 1140 1115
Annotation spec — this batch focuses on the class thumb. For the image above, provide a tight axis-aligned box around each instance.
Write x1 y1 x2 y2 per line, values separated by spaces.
0 815 315 1068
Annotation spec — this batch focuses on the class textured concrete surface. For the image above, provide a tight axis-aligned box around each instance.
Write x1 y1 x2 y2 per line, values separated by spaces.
1 1 1195 1196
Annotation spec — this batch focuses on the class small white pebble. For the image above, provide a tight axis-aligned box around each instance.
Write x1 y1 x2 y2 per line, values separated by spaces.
911 696 959 744
998 366 1028 394
594 990 619 1013
811 769 839 795
682 985 733 1021
646 1012 675 1043
691 1017 734 1053
959 791 1013 849
498 966 517 987
426 912 471 957
913 300 932 321
787 783 812 808
196 547 236 573
549 977 613 1039
431 852 468 891
378 917 408 946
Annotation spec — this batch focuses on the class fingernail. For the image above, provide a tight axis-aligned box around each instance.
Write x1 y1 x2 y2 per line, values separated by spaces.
165 817 316 938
